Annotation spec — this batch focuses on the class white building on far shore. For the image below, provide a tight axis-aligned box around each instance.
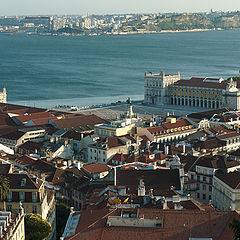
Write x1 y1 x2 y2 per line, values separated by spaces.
0 88 7 103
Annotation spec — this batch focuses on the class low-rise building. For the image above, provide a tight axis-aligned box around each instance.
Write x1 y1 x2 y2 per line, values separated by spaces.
138 117 197 143
0 127 46 150
87 135 136 163
82 163 110 180
0 172 56 239
188 155 240 204
212 171 240 210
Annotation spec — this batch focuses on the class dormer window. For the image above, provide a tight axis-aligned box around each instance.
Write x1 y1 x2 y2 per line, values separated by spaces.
20 178 26 187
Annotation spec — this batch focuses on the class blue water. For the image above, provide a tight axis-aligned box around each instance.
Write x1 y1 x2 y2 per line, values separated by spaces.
0 30 240 108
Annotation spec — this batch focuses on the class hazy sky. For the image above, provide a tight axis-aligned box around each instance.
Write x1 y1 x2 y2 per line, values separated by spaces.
1 0 240 16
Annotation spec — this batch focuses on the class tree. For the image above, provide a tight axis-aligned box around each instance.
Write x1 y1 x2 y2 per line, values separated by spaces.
227 76 240 81
56 203 70 238
0 175 10 211
25 214 52 240
229 218 240 240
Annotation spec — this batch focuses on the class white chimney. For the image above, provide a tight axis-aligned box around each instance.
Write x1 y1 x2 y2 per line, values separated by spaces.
114 167 117 186
183 145 186 154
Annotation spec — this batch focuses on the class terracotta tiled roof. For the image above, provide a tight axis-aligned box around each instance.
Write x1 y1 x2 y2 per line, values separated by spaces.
217 131 240 140
66 208 240 240
51 114 108 132
13 112 54 124
7 173 42 189
177 154 198 172
216 171 240 189
82 163 110 174
188 108 230 120
0 113 18 128
162 119 192 130
147 126 165 134
0 164 11 174
193 155 240 170
117 169 181 191
0 103 46 115
17 141 44 152
0 130 25 140
14 155 37 166
174 77 230 89
194 138 224 150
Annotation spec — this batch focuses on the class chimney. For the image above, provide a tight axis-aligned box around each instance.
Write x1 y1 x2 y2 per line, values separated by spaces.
162 197 167 210
149 189 154 199
164 145 169 155
137 179 146 196
183 145 186 154
114 167 117 186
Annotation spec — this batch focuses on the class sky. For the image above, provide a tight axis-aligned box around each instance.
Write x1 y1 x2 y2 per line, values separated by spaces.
1 0 240 16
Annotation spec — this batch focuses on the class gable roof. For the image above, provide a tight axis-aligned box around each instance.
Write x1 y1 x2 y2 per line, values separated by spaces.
82 163 110 174
7 173 42 189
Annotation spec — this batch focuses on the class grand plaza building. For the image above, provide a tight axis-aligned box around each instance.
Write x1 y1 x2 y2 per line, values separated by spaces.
144 71 240 110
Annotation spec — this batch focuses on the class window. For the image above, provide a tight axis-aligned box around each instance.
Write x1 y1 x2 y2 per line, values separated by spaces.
209 186 212 192
203 194 206 200
32 206 37 214
197 176 200 182
197 192 200 198
203 176 206 182
19 192 25 202
202 185 206 190
7 191 12 201
191 174 194 180
209 195 212 200
6 205 12 211
32 192 37 202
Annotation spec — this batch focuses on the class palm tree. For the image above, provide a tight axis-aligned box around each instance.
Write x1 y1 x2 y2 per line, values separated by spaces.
0 175 10 211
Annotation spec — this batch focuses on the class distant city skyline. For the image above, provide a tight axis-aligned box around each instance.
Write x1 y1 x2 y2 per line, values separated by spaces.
1 0 240 16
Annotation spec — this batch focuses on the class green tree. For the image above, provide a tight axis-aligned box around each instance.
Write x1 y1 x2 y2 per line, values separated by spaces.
227 76 240 81
25 214 52 240
56 203 70 238
0 175 10 211
229 218 240 240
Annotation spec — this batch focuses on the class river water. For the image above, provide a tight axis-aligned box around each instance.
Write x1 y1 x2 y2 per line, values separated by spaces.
0 30 240 108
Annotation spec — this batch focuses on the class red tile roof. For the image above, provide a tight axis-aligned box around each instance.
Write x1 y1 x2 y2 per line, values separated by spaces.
66 208 240 240
7 173 43 189
0 164 11 174
82 163 110 174
174 77 230 89
51 114 108 132
117 169 181 191
216 171 240 189
13 112 54 124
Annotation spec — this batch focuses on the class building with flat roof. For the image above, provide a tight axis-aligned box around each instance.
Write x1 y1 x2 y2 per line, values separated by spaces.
144 71 240 110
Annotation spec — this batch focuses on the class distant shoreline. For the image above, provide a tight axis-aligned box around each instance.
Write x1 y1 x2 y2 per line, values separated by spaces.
0 28 226 37
28 28 222 37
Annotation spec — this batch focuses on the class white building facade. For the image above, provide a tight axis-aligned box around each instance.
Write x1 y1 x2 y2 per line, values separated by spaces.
144 71 240 110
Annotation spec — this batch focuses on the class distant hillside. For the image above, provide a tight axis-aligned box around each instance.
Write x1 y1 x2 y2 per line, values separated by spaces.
120 12 240 32
214 13 240 29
